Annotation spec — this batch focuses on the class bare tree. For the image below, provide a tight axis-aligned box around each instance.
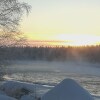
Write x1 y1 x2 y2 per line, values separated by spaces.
0 0 31 79
0 0 31 47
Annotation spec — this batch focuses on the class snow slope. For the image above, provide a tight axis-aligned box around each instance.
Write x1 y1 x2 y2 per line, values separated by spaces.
0 94 17 100
41 78 94 100
20 95 35 100
0 80 52 99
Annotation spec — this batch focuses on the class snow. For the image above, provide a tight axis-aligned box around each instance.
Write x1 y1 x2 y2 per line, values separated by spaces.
0 94 17 100
0 79 99 100
93 96 100 100
20 95 35 100
0 80 51 97
41 78 94 100
1 80 35 92
0 80 52 99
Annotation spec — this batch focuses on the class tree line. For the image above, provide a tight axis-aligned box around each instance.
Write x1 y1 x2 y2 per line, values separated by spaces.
0 45 100 63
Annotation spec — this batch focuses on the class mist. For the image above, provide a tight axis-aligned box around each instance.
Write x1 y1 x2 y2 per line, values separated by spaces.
7 60 100 76
1 46 98 77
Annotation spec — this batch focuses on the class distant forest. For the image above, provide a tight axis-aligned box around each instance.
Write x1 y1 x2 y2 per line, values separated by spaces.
0 46 100 63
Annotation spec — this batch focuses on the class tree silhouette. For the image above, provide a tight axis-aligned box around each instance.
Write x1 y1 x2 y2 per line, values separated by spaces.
0 0 31 47
0 0 31 79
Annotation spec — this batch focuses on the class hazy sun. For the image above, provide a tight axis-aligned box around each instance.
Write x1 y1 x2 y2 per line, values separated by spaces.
56 34 100 46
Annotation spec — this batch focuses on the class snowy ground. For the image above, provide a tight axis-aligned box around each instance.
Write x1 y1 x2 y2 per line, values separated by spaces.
1 61 100 100
5 61 100 96
0 80 99 100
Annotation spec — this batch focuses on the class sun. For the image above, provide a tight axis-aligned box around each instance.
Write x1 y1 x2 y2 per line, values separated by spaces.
56 34 100 46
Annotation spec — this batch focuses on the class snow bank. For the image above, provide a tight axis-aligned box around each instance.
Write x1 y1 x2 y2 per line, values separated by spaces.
0 80 35 92
41 78 94 100
0 94 17 100
0 79 99 100
0 80 35 99
0 80 52 99
20 95 35 100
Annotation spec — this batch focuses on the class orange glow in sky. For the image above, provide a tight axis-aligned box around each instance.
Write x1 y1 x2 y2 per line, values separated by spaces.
21 0 100 46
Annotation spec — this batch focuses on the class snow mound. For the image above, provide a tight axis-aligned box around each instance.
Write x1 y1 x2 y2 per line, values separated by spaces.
0 80 35 92
0 94 17 100
0 80 35 99
41 78 94 100
20 95 35 100
0 80 52 99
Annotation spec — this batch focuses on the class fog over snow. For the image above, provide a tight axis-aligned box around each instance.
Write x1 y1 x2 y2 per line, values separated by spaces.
9 60 100 76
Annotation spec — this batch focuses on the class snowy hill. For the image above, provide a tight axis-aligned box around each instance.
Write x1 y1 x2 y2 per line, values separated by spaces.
41 78 94 100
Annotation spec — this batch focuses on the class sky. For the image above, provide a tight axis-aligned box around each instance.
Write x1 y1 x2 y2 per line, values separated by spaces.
20 0 100 46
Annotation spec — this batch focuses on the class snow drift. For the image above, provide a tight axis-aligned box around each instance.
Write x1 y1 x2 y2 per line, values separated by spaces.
20 95 35 100
0 94 17 100
0 80 52 99
41 78 94 100
0 81 35 99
